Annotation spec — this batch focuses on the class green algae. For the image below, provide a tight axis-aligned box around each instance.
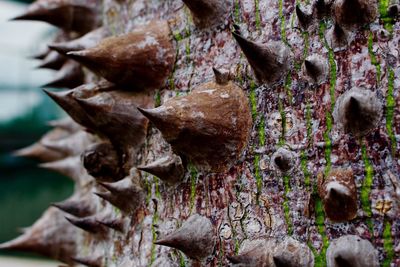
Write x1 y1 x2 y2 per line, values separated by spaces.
359 140 374 235
218 240 225 267
173 31 184 42
303 32 310 59
248 80 262 205
301 151 311 189
284 72 293 105
179 252 186 267
367 32 382 84
379 0 394 32
323 111 333 176
294 32 310 71
282 174 293 235
249 81 258 119
306 102 313 144
155 178 161 199
361 142 374 218
150 208 159 265
314 196 329 267
318 21 336 175
154 90 161 107
259 116 266 146
278 98 287 147
313 21 336 266
254 0 261 30
227 205 240 254
279 0 288 44
234 0 241 23
386 68 396 156
383 219 394 267
143 174 152 205
254 153 263 204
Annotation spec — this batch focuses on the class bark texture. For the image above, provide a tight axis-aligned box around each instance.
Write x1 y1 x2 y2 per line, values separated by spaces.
3 0 400 266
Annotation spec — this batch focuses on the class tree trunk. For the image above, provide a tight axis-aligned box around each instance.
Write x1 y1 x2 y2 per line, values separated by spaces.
2 0 400 266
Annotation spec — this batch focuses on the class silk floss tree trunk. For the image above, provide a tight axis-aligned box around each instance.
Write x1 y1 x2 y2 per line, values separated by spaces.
2 0 400 266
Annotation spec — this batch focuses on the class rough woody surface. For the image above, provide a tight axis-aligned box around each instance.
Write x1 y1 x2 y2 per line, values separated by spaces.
3 0 400 266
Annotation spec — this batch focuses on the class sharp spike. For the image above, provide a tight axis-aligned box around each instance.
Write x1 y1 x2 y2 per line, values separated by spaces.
230 237 313 266
333 0 378 28
96 218 124 232
137 106 167 127
226 239 272 265
64 20 174 89
41 60 84 89
0 233 33 250
232 23 241 33
94 191 114 203
51 196 94 218
296 5 313 29
327 235 379 267
94 191 133 214
212 67 231 85
274 156 287 170
39 156 82 182
36 51 66 70
347 95 361 118
17 227 31 234
0 208 78 264
388 4 399 17
10 8 47 21
271 147 295 173
304 60 320 78
95 177 145 213
43 88 95 130
13 126 76 162
47 117 81 133
30 47 50 60
48 43 75 56
314 0 331 18
74 89 153 149
333 87 382 137
41 130 93 156
273 255 293 267
138 154 185 184
10 2 100 33
333 23 346 39
65 216 107 234
226 255 253 264
181 0 230 28
66 50 94 66
303 54 328 84
48 27 109 55
13 142 65 162
97 181 121 195
40 127 71 141
232 31 291 84
74 96 104 116
155 214 215 260
139 75 251 172
71 256 102 267
318 169 357 222
326 23 349 51
334 255 353 267
272 237 315 267
83 142 125 183
43 88 74 109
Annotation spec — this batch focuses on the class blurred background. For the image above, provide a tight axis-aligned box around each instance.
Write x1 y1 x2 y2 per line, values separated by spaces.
0 0 74 265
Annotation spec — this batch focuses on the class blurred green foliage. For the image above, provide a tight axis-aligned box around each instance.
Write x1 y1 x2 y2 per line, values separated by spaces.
13 0 34 3
0 88 74 257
